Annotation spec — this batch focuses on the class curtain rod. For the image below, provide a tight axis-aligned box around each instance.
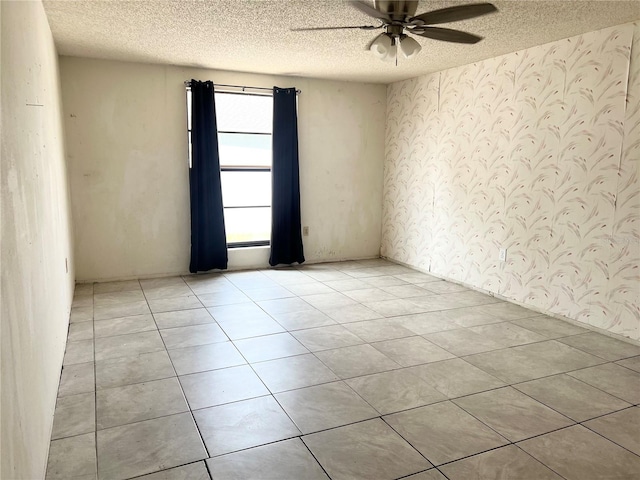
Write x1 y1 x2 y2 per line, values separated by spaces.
184 81 301 95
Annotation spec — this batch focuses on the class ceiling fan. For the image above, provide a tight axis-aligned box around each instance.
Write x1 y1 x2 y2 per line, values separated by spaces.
292 1 498 62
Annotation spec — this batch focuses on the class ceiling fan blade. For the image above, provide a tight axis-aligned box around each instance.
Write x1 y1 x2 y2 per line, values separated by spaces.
291 25 380 31
410 26 483 44
410 3 497 25
350 1 391 22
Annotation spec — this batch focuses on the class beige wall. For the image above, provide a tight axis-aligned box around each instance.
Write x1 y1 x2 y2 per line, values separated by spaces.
60 57 386 281
1 2 74 479
383 22 640 341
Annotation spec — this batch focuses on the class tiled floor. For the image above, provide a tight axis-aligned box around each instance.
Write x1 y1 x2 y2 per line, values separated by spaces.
48 259 640 480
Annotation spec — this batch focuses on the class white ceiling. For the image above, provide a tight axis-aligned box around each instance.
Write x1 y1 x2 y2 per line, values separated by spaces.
43 0 640 84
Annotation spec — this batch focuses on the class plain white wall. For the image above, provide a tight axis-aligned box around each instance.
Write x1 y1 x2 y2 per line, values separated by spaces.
383 22 640 341
1 2 75 478
59 57 387 281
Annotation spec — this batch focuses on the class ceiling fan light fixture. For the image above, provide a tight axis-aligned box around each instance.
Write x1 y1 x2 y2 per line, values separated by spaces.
382 39 398 62
369 33 392 58
400 35 421 59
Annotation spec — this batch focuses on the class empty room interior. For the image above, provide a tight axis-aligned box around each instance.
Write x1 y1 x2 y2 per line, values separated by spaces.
3 0 640 479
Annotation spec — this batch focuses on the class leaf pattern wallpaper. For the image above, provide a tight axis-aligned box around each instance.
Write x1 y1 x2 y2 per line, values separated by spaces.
382 22 640 341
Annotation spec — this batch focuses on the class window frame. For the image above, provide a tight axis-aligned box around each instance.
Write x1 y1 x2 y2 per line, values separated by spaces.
187 88 273 248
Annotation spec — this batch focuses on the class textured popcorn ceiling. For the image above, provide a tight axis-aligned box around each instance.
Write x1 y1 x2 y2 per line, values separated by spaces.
43 1 640 83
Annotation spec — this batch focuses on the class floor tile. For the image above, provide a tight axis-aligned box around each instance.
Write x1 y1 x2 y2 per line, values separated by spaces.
159 323 228 349
371 336 454 367
58 362 95 397
206 438 328 480
72 295 93 308
440 291 502 307
453 387 573 442
97 413 207 480
424 328 505 356
291 325 365 351
301 292 358 310
196 289 251 307
233 332 309 363
346 369 445 415
558 332 640 361
180 364 268 410
153 308 215 329
243 286 296 301
568 363 640 404
194 396 300 456
342 318 415 343
584 407 640 455
384 401 509 465
217 317 285 340
262 268 318 286
67 321 94 342
97 377 188 429
303 418 431 480
514 374 631 422
94 300 150 321
474 302 538 321
468 322 547 347
284 281 336 297
184 275 235 295
94 314 157 338
322 304 383 323
361 275 409 287
63 339 94 365
74 283 95 295
440 445 562 480
402 470 448 480
207 299 278 323
93 280 140 294
71 294 93 308
379 284 433 298
315 344 399 378
388 312 460 335
140 277 187 290
257 297 316 315
96 350 175 390
616 355 640 373
142 284 193 300
275 381 378 434
443 307 504 327
393 272 440 284
407 294 474 312
148 295 203 314
419 281 468 294
136 462 209 480
94 290 146 306
342 287 398 303
252 353 339 393
511 315 588 339
464 340 603 383
46 432 96 480
51 393 95 440
95 330 164 362
323 278 372 292
271 310 337 330
408 358 505 399
70 306 94 323
168 341 245 375
303 269 353 282
518 425 640 480
363 299 427 317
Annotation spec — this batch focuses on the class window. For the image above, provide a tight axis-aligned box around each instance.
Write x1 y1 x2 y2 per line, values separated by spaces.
187 89 273 247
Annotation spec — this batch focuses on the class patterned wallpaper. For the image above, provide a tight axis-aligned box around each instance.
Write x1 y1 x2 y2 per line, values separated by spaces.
382 23 640 341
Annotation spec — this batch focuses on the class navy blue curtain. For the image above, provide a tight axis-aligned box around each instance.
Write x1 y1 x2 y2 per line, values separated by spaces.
189 80 227 272
269 87 305 266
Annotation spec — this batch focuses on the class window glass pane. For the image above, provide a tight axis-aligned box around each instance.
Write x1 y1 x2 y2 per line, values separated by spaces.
219 133 271 167
221 171 271 208
224 207 271 244
215 93 272 133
